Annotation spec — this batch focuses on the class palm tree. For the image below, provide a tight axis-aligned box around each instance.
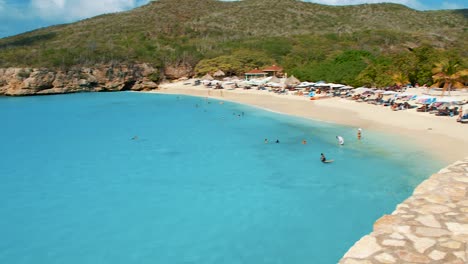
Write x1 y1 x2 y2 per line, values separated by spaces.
431 60 468 95
392 72 409 87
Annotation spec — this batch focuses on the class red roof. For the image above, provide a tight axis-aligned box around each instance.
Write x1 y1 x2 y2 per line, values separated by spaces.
245 69 267 74
262 65 283 72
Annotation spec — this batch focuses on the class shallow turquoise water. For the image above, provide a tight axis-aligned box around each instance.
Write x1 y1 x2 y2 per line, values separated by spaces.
0 92 442 264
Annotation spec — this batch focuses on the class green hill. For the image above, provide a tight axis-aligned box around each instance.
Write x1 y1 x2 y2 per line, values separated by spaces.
0 0 466 86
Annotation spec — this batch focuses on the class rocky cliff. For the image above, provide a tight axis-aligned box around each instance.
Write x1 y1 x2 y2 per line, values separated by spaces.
0 63 159 96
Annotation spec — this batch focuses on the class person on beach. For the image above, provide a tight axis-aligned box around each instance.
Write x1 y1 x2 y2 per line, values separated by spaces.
320 153 327 163
457 106 463 122
357 128 362 140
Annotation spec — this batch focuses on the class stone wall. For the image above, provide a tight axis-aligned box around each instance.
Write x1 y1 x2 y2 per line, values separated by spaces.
0 63 159 96
339 157 468 264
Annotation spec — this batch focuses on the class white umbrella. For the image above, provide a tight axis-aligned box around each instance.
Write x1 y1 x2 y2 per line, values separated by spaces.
436 97 462 103
329 83 345 88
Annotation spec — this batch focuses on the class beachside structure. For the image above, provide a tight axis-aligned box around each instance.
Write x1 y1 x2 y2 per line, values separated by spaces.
262 65 284 77
244 69 268 80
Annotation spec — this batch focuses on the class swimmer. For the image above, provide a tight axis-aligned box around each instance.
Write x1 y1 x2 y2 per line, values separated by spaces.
276 139 280 143
357 128 362 140
264 139 268 144
302 139 307 145
320 153 326 163
131 136 138 140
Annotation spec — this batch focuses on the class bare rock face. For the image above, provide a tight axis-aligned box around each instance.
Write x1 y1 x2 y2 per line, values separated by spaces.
164 62 193 80
0 63 159 96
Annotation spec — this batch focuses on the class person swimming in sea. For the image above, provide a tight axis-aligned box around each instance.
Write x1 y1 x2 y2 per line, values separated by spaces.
320 153 326 163
275 139 280 143
131 136 138 140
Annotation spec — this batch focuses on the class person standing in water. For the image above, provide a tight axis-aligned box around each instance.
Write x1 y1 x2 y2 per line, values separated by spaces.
357 128 362 140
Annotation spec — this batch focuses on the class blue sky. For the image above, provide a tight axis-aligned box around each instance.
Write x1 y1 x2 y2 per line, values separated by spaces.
0 0 466 38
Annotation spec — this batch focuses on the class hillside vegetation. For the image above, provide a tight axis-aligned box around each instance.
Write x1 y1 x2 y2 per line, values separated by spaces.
0 0 466 87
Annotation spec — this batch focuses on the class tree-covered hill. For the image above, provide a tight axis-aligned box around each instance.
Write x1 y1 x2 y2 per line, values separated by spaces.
0 0 466 86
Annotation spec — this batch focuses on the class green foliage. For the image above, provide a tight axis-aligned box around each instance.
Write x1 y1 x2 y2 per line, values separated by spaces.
0 0 466 87
194 50 274 76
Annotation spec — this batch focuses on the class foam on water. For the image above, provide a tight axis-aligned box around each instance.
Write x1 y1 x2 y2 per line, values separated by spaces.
0 92 442 263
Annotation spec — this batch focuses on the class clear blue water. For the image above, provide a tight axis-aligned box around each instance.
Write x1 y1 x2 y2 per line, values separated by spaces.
0 92 442 264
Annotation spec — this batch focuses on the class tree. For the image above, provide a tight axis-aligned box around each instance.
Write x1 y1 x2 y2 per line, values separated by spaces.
431 60 468 95
392 72 409 86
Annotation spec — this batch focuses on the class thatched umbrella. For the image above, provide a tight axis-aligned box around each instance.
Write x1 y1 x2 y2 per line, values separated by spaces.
201 74 214 80
269 76 281 83
213 70 225 78
284 75 300 86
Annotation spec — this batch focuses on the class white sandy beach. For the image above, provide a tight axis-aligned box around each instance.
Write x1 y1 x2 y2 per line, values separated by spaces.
149 82 468 165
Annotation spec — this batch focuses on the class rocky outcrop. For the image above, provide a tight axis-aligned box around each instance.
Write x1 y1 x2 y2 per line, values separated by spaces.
340 158 468 264
0 63 159 96
163 62 194 80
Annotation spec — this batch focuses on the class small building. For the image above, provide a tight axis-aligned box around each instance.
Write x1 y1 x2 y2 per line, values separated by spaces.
244 69 268 80
262 65 284 77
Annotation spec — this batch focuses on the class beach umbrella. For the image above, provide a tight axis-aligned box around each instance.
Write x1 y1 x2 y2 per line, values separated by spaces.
329 83 345 89
201 74 214 80
353 87 373 94
269 76 281 83
284 75 300 86
213 70 225 77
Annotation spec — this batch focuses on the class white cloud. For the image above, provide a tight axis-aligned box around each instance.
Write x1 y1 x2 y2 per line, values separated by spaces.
303 0 426 10
30 0 150 21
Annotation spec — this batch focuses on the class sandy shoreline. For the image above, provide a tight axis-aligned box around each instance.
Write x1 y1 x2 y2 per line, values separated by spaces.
147 82 468 165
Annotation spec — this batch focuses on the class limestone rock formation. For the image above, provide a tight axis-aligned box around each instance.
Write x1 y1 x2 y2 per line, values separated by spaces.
0 63 159 96
163 62 193 80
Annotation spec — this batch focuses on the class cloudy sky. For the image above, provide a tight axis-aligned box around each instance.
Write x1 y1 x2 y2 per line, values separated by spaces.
0 0 466 38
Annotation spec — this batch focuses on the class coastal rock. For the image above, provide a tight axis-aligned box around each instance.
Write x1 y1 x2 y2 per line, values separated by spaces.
163 62 193 80
374 215 400 233
405 234 436 253
343 236 381 259
395 250 431 263
440 240 462 249
415 215 441 228
428 250 446 260
382 239 406 247
415 227 450 237
374 253 396 263
446 223 468 235
0 63 159 96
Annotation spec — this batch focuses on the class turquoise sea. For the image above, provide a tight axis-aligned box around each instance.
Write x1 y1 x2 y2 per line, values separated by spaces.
0 92 442 264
